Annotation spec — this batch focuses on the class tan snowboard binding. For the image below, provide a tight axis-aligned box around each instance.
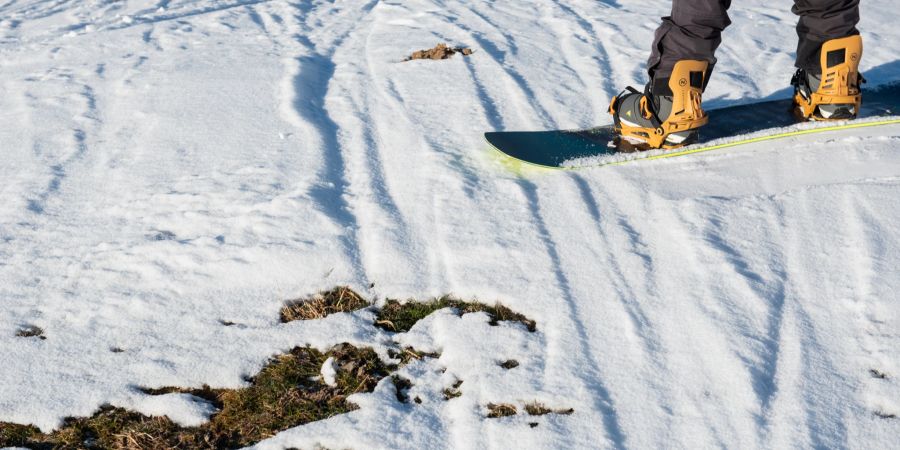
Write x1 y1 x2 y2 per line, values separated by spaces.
609 60 710 150
792 35 864 120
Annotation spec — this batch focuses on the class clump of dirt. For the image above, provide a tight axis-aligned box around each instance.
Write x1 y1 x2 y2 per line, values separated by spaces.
500 359 519 369
391 376 413 403
15 325 45 340
405 43 473 61
280 286 370 322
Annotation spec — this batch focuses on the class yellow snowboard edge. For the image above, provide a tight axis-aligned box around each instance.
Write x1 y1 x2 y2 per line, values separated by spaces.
486 117 900 172
606 117 900 167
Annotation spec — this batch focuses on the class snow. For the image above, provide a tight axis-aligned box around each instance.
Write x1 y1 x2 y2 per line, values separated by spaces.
2 0 900 448
130 392 218 428
321 356 337 387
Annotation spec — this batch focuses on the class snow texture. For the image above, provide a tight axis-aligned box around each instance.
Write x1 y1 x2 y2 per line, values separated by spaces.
2 0 900 448
321 356 337 387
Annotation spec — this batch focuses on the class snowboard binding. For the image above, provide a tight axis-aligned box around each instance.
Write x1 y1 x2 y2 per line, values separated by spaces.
609 60 710 150
792 35 864 121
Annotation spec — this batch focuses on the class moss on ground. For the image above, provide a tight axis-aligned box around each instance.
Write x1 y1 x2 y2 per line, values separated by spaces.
375 296 536 333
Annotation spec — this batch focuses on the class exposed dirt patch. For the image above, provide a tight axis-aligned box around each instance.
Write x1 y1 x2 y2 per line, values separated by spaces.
280 286 370 322
404 43 473 61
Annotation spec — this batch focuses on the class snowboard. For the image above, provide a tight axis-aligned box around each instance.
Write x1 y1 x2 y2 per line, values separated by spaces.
485 82 900 170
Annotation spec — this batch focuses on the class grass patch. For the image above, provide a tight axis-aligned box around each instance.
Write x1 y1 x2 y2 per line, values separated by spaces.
0 423 41 448
280 286 370 322
486 403 517 418
3 288 542 448
0 344 390 449
375 296 536 333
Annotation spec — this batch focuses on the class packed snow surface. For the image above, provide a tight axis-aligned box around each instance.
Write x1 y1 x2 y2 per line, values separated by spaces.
2 0 900 448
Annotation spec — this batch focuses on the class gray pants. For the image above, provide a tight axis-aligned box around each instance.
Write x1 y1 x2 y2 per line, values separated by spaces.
648 0 860 83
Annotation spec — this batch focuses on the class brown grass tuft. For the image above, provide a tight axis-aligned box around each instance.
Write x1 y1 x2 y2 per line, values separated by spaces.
443 380 463 400
280 287 370 322
524 402 574 416
524 402 552 416
404 43 473 61
486 403 517 418
386 347 440 366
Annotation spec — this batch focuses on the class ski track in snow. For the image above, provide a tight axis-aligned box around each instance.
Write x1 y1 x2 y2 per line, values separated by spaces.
2 0 900 448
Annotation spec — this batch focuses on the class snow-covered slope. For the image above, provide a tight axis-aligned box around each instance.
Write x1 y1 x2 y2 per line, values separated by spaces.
1 0 899 448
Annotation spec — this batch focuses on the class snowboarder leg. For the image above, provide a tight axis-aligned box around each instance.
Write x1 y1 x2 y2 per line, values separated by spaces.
609 0 864 150
608 0 728 150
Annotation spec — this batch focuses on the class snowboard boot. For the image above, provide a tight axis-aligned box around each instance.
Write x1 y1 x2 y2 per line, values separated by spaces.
792 35 864 120
609 60 709 150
